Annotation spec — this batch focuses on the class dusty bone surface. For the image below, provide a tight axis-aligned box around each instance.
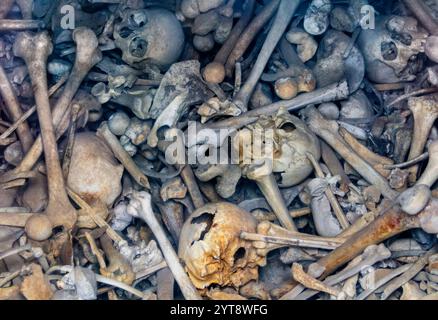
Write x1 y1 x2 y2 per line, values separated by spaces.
0 0 438 301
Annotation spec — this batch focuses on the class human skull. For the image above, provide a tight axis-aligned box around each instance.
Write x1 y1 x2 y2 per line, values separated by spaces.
237 108 321 187
358 16 428 83
178 202 264 290
113 8 185 69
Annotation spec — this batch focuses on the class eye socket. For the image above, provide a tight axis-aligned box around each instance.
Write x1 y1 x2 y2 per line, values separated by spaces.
381 41 398 61
128 12 148 28
279 122 296 133
129 37 148 58
233 248 246 263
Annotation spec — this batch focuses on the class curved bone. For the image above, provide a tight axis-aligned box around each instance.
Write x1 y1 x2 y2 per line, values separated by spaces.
13 31 76 239
194 164 241 198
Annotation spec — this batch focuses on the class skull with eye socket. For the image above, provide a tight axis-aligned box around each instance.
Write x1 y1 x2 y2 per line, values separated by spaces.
358 16 429 83
178 202 264 290
113 8 185 70
237 108 321 187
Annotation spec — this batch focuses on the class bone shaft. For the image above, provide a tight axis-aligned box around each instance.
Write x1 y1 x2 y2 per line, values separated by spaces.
139 210 202 300
208 80 349 130
408 116 436 161
317 207 416 279
0 65 33 152
225 0 280 76
28 61 68 201
214 0 256 64
321 142 351 191
97 123 150 189
0 212 32 227
180 166 205 209
233 0 300 110
0 19 43 30
416 162 438 187
317 129 398 200
403 0 438 35
256 174 297 231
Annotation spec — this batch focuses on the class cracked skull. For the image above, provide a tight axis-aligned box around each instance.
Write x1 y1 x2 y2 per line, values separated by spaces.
237 108 321 187
178 202 264 290
358 15 428 83
113 8 185 69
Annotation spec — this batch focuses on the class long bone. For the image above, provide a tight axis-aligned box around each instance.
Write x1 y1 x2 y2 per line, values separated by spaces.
203 80 349 132
280 177 438 299
203 0 256 84
232 0 302 112
283 244 392 300
407 94 438 178
224 0 280 79
0 28 102 186
244 162 298 232
416 140 438 187
302 106 398 200
13 32 77 241
126 191 202 300
241 221 345 258
0 20 44 30
0 65 33 152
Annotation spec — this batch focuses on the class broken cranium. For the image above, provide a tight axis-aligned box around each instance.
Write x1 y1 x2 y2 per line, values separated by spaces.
357 15 429 83
178 202 264 290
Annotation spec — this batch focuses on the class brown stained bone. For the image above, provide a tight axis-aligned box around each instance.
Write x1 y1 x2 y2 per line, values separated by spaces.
0 20 44 30
99 233 135 285
13 31 77 241
292 263 340 297
232 0 302 112
309 201 436 281
224 0 280 78
1 28 102 186
302 106 399 200
0 65 33 152
202 0 255 84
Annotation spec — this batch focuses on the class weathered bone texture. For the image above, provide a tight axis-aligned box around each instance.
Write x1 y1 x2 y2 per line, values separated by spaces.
127 191 202 300
179 202 264 290
302 106 398 200
67 132 123 207
14 31 77 240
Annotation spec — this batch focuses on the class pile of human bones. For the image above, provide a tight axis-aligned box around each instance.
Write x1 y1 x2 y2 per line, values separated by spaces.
0 0 438 300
